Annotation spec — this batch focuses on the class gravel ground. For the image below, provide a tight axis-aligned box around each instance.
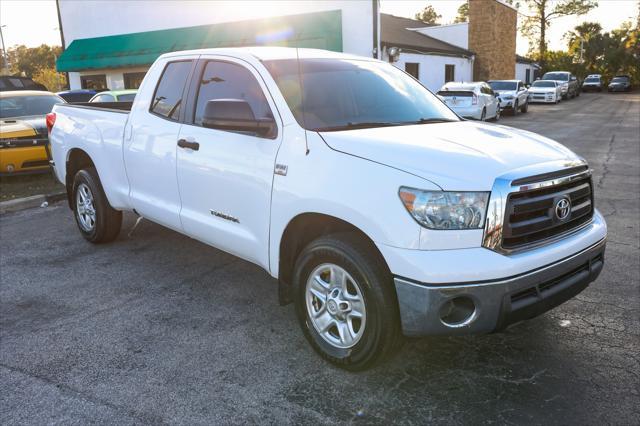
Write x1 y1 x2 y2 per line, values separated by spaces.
1 92 638 425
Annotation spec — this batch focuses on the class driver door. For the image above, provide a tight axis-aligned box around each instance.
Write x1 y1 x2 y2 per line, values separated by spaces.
176 57 283 269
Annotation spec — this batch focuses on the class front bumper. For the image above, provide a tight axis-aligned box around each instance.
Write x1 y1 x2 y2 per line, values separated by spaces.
394 238 605 336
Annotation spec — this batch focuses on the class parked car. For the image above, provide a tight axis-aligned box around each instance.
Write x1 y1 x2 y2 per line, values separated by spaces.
0 90 65 175
437 82 500 121
48 47 606 370
57 89 100 103
487 79 529 115
0 76 47 92
541 71 579 99
528 80 562 104
582 75 603 92
89 89 137 102
608 75 632 92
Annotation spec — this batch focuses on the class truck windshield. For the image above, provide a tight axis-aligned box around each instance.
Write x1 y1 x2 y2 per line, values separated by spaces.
488 81 517 90
542 72 569 81
0 95 63 119
263 58 459 132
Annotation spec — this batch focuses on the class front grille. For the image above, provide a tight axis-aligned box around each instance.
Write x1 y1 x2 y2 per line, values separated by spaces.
502 174 594 249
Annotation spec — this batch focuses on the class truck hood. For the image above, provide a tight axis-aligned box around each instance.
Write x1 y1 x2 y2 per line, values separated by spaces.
319 121 580 190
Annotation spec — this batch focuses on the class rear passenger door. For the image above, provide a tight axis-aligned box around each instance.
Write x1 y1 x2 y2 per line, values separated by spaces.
175 56 283 269
124 59 195 231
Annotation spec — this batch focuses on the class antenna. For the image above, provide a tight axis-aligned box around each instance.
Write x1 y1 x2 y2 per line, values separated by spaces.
296 47 310 155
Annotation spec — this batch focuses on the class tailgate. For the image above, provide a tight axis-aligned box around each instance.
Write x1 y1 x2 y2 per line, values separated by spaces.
437 91 474 107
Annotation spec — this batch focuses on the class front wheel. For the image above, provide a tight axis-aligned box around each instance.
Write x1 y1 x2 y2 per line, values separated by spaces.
293 233 402 371
512 101 519 116
521 100 529 113
72 168 122 243
480 108 487 121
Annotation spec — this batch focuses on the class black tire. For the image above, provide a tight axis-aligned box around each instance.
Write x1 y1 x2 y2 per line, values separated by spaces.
512 101 519 116
72 167 122 243
521 100 529 113
293 233 402 371
480 108 486 121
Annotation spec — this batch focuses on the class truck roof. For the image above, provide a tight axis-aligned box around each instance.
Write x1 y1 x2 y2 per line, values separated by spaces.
158 46 374 62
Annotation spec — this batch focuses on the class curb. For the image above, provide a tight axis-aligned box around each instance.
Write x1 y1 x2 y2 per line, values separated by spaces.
0 191 67 215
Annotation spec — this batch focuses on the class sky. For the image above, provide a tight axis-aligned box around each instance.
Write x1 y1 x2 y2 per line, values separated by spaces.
1 0 637 55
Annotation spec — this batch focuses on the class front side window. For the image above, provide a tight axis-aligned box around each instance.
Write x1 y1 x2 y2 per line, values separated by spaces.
263 58 459 132
193 61 273 127
150 61 192 120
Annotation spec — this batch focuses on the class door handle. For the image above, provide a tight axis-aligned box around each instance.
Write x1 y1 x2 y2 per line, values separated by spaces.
177 139 199 151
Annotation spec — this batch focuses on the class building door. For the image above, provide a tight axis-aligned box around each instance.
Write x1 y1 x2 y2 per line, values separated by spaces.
525 69 531 84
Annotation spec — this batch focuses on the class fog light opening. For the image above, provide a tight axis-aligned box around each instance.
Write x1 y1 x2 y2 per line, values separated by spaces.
439 296 476 328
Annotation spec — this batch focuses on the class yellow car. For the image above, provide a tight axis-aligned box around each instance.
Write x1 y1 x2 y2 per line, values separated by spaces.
0 90 65 175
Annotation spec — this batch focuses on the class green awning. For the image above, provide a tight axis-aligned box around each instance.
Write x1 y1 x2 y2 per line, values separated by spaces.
57 10 342 72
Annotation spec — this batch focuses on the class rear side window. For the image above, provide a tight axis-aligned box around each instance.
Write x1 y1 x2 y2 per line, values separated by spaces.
193 61 273 127
150 60 192 121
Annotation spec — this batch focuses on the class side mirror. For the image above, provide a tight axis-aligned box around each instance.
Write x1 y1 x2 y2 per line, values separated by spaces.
202 99 276 138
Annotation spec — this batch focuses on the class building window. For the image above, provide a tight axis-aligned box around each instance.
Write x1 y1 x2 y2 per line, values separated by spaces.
525 69 531 84
445 65 455 83
405 63 419 79
80 74 107 90
124 72 147 89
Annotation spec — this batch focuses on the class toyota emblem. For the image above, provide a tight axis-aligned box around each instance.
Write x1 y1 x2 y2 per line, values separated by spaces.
555 197 571 220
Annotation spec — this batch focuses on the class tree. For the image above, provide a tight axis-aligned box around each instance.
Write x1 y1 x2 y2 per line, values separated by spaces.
414 5 441 25
6 44 62 78
454 2 469 23
33 68 67 92
520 0 598 66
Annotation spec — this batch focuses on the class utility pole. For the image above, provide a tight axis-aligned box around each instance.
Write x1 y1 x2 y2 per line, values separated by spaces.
0 25 8 71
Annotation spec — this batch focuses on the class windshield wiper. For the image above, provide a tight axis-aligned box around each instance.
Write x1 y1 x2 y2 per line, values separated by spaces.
409 118 458 124
314 121 401 132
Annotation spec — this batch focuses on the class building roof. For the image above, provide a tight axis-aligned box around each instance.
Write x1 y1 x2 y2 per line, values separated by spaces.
380 14 474 58
516 54 539 65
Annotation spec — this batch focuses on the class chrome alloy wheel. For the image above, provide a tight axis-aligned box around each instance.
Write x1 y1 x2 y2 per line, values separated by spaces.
305 263 366 349
76 183 96 232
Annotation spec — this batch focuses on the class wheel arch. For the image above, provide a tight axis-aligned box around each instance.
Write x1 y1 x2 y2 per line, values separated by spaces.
65 148 96 209
276 212 390 305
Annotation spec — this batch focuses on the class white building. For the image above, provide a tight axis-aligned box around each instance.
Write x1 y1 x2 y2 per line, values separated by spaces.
56 1 517 93
515 55 541 85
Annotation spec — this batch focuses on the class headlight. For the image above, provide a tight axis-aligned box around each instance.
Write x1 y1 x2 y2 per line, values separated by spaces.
399 187 489 230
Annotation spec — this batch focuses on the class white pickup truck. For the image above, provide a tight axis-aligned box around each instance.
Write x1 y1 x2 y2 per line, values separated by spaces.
48 47 606 370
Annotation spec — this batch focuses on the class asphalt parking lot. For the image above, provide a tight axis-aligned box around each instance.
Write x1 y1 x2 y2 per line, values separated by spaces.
1 92 639 425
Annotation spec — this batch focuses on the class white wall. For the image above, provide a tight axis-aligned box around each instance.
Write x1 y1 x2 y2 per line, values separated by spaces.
59 0 375 58
415 23 469 50
383 50 473 92
516 62 538 84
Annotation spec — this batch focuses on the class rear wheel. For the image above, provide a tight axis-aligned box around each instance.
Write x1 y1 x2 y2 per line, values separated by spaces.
293 233 402 371
72 168 122 243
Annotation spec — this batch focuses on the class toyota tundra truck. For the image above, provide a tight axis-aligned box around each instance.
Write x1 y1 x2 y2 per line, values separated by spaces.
47 47 607 370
